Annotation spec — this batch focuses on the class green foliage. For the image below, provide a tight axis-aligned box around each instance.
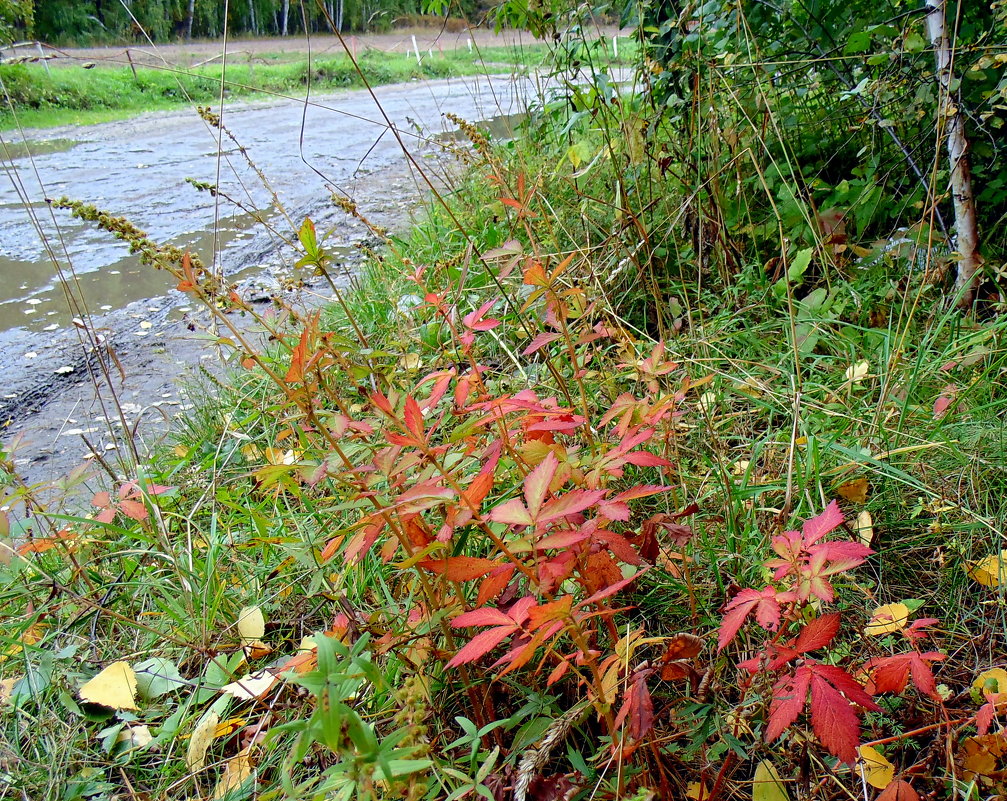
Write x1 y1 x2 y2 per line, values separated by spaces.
0 0 31 42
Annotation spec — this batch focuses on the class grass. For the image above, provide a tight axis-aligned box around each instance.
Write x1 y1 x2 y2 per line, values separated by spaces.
0 22 1004 801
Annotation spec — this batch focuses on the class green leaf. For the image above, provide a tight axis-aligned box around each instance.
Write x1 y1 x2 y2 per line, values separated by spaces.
134 657 185 699
753 760 791 801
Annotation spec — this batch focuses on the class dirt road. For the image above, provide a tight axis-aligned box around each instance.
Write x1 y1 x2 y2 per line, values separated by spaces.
39 26 622 68
0 72 554 494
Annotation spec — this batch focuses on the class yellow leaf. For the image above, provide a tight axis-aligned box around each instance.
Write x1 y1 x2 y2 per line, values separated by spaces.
855 509 875 546
186 711 219 771
962 734 1007 782
844 360 870 384
752 760 790 801
0 677 16 705
858 745 895 789
236 606 265 645
214 717 247 738
836 477 869 503
221 669 276 701
865 603 910 636
117 724 153 750
968 551 1007 587
213 746 254 799
79 662 138 710
972 668 1007 698
686 781 710 800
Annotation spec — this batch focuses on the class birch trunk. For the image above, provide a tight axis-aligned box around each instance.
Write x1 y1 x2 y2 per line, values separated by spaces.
926 0 982 309
185 0 195 39
281 0 289 35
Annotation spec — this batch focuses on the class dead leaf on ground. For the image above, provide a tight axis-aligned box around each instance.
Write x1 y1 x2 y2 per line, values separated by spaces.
836 477 869 503
962 734 1007 784
968 551 1007 587
865 603 910 637
78 661 138 710
858 745 895 789
213 745 254 799
221 669 277 701
186 711 219 771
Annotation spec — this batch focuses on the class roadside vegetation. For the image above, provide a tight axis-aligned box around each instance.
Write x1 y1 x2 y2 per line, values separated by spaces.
2 2 1007 801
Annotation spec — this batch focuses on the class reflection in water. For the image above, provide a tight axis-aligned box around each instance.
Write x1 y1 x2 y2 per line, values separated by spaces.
0 211 266 334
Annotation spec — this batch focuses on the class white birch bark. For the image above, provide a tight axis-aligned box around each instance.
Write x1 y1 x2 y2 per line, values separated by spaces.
926 0 982 309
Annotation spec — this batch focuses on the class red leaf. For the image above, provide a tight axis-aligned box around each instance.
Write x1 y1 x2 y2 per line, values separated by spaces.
593 529 645 566
877 780 921 801
419 556 500 582
794 613 842 653
622 451 671 467
462 472 494 511
718 587 788 651
579 571 643 607
446 626 515 667
933 395 953 419
536 530 590 550
609 485 674 502
451 607 514 628
92 491 111 508
475 565 515 606
809 668 863 764
284 328 310 384
403 396 424 439
766 667 812 742
119 499 148 522
523 332 562 355
865 651 945 698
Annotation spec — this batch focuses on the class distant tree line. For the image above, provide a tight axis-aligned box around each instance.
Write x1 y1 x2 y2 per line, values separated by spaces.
1 0 483 44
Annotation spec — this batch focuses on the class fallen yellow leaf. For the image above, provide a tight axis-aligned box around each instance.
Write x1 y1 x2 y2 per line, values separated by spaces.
79 662 138 710
865 603 910 636
858 745 895 789
968 551 1007 587
236 606 265 645
855 509 875 546
213 745 254 799
836 477 869 503
221 669 277 701
972 668 1007 699
186 711 219 771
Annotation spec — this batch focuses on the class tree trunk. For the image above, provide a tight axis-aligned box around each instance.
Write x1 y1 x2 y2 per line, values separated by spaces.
248 0 258 35
335 0 344 32
926 0 982 310
281 0 289 35
185 0 196 39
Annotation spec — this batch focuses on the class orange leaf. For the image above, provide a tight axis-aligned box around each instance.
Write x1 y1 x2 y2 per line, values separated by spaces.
419 556 500 582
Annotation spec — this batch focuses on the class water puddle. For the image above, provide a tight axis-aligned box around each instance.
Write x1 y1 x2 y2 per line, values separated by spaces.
438 112 526 144
0 138 79 161
0 210 269 335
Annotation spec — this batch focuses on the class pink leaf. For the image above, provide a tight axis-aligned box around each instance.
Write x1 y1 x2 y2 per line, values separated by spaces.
801 500 845 545
524 453 559 518
488 498 534 527
452 607 514 628
446 626 515 667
